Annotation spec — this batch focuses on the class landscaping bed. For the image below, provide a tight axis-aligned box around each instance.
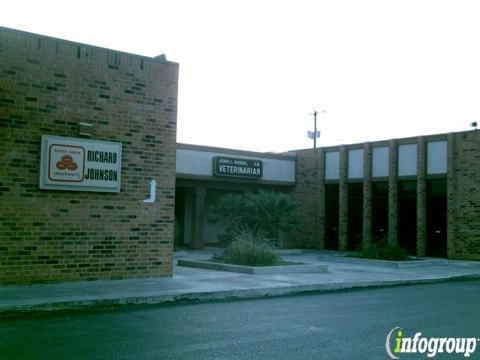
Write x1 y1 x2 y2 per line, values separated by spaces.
177 259 328 274
317 255 448 269
316 241 447 268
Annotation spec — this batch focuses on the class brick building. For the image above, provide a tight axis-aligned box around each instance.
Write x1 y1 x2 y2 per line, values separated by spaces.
294 130 480 260
1 27 479 285
0 27 179 284
172 130 479 262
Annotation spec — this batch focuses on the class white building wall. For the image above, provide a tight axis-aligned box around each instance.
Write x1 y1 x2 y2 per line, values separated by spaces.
176 148 296 183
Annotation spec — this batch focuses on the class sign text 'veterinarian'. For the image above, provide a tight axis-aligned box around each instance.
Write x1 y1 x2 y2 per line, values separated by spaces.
213 156 262 179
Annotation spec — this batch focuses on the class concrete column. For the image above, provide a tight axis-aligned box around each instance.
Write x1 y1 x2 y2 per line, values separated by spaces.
192 186 206 250
388 139 398 245
339 145 348 250
416 136 427 256
362 143 372 248
316 148 326 249
446 133 456 258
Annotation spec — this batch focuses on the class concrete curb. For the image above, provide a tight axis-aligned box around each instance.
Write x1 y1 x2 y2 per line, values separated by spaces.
177 259 328 274
317 256 449 268
278 249 304 255
2 274 479 317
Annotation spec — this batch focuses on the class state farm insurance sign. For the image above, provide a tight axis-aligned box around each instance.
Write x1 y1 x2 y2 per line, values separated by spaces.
39 135 122 192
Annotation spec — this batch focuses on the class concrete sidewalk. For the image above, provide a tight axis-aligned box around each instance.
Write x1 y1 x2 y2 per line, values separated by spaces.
1 250 480 315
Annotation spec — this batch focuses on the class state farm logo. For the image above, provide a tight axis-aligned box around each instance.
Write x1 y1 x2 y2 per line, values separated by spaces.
48 144 85 182
56 155 78 171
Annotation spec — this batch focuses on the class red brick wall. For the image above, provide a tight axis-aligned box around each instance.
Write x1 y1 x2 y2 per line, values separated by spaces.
294 131 480 259
0 27 178 283
450 130 480 259
292 149 322 248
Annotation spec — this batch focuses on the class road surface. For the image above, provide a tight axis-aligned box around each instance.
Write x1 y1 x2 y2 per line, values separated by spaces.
1 280 479 359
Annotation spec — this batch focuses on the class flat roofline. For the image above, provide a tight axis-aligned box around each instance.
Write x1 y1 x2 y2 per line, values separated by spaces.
177 143 297 161
0 26 178 67
293 129 477 152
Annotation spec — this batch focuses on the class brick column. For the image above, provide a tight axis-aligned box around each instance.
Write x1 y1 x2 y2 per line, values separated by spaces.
339 145 348 250
388 139 398 245
192 186 206 250
446 133 456 258
316 148 326 249
362 143 372 248
416 137 427 256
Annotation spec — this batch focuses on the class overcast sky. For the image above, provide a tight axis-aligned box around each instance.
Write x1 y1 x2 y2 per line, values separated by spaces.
2 0 479 152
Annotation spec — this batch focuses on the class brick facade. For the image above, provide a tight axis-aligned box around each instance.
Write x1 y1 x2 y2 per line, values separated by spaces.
292 149 318 248
338 145 348 250
0 28 179 283
362 142 372 248
449 130 480 259
387 139 398 246
416 136 426 256
294 130 480 260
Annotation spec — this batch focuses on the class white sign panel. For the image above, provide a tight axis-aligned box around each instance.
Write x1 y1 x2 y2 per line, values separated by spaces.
40 135 122 192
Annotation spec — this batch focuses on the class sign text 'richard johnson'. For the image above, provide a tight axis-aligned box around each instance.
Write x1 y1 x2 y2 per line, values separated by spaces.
213 156 262 179
40 135 122 192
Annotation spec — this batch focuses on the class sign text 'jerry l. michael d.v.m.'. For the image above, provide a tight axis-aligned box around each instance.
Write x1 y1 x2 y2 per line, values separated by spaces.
40 135 122 192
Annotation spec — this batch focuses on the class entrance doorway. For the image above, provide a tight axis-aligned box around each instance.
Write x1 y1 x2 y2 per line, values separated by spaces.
325 183 339 250
347 182 363 251
372 181 388 243
426 179 447 257
174 187 187 248
398 181 417 255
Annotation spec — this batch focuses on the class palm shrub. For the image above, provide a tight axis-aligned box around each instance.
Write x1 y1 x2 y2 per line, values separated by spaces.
208 190 301 248
244 190 300 247
207 193 247 242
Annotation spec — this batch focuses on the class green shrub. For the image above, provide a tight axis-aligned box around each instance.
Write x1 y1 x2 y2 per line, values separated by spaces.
208 190 300 248
354 241 408 261
207 193 246 228
244 190 300 248
213 233 280 266
207 193 247 242
229 225 269 244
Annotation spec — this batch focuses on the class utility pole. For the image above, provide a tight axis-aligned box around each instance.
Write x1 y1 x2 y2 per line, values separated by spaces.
307 109 325 250
308 109 324 152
